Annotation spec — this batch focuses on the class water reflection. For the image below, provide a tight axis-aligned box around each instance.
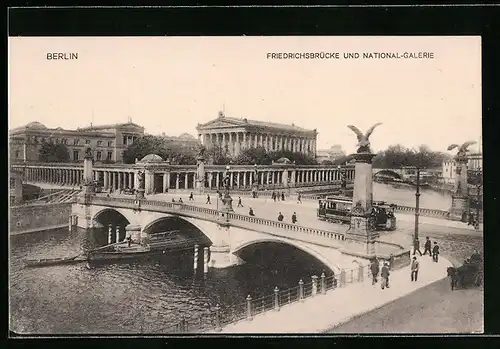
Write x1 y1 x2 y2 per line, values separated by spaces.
10 227 329 334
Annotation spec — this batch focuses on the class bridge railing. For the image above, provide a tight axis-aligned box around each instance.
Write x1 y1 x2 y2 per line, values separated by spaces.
162 264 376 333
394 205 450 219
88 196 346 243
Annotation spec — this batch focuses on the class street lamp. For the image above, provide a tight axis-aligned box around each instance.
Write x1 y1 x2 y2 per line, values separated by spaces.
413 166 421 255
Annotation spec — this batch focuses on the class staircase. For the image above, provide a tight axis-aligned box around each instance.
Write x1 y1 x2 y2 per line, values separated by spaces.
25 189 81 204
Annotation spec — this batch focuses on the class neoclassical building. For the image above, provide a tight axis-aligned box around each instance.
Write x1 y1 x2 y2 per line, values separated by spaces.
9 121 144 163
196 111 318 157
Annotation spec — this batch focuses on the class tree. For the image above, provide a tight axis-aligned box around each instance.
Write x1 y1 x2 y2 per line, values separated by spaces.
234 146 272 165
122 135 198 165
206 144 233 165
372 144 451 169
38 142 70 162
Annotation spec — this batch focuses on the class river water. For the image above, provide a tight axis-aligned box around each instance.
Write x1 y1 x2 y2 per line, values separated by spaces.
9 184 453 334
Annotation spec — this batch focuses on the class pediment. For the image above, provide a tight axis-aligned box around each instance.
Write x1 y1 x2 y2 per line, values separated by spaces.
198 119 242 129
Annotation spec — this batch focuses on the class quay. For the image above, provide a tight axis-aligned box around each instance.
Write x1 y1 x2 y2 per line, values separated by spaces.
205 256 452 333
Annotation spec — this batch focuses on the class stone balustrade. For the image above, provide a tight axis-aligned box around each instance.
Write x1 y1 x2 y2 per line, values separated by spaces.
393 205 450 219
88 196 346 245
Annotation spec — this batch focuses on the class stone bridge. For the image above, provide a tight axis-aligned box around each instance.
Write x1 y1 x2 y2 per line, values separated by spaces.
72 196 406 274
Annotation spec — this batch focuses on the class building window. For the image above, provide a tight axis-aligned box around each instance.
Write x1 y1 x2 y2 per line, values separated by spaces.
96 151 102 161
108 141 113 147
97 140 102 146
56 138 60 144
74 139 79 145
73 150 79 161
106 151 113 160
85 140 91 144
33 136 38 143
15 150 19 158
62 138 68 145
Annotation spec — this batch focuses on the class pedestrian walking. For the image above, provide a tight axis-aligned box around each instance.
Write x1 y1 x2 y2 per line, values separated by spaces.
172 198 176 202
423 237 432 256
189 192 194 201
410 256 420 282
249 207 255 216
291 212 297 224
297 193 302 204
432 242 440 263
370 258 380 285
178 198 183 203
281 192 285 201
206 194 211 204
272 191 277 202
277 212 284 222
237 196 243 207
413 238 423 256
381 262 390 289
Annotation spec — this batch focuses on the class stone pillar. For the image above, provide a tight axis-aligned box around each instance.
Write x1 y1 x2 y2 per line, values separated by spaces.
126 224 142 244
145 170 154 195
184 173 189 189
196 155 205 192
118 172 122 190
243 171 247 188
108 224 113 244
193 244 199 271
311 275 318 296
163 172 168 193
346 152 378 256
129 172 133 189
203 246 209 274
282 169 289 187
175 173 180 190
450 156 470 221
116 226 121 243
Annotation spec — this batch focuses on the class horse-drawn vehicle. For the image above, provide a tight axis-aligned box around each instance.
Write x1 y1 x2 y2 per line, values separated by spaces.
447 252 483 290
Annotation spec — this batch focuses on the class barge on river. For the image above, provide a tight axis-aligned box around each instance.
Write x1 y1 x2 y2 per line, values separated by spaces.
86 230 206 262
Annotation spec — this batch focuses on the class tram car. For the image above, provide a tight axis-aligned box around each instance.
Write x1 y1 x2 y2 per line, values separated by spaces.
317 196 397 231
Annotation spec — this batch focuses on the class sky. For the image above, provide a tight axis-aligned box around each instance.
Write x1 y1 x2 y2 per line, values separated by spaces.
8 36 482 155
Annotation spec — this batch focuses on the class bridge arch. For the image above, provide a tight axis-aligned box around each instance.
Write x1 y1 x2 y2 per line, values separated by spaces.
373 169 402 179
92 207 134 226
232 238 342 275
142 216 214 244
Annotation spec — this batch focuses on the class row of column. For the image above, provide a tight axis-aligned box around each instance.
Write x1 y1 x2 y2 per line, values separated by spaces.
17 166 354 191
23 167 84 186
201 132 316 157
98 171 135 191
204 168 354 190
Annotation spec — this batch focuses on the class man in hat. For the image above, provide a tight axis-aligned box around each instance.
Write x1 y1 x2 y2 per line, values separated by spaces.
423 237 432 257
411 256 420 282
432 242 440 263
370 258 380 285
381 262 390 290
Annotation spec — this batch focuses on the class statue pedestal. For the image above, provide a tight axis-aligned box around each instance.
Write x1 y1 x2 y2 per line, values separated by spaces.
221 194 234 213
135 188 145 200
450 195 469 222
345 214 379 258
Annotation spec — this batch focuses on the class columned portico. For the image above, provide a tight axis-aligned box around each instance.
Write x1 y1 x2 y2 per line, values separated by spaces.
196 111 318 158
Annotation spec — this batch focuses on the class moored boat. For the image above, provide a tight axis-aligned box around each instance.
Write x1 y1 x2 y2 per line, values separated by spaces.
24 255 85 267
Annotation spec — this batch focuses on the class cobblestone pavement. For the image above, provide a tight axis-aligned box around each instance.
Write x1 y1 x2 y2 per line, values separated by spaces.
326 277 483 333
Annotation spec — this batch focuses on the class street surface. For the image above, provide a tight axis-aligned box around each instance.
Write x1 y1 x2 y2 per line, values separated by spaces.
327 277 483 333
206 256 453 333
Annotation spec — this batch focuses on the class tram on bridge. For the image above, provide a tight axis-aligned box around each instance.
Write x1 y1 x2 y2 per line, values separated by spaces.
317 196 397 231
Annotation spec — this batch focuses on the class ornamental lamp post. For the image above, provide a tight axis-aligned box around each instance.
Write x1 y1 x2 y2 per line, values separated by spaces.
413 165 421 255
472 167 482 230
221 165 234 213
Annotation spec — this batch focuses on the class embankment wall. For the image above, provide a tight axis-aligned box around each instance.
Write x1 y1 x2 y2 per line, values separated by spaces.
10 203 72 235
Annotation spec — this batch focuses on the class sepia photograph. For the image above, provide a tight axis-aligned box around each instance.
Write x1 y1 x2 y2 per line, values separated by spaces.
8 35 483 335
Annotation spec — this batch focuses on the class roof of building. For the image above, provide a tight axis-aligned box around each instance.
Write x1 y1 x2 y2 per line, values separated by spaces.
78 122 144 131
275 157 292 164
139 154 164 163
197 112 317 134
25 121 48 130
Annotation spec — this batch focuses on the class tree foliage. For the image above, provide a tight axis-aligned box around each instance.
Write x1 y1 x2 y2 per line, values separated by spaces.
38 142 70 162
372 144 451 169
122 135 198 165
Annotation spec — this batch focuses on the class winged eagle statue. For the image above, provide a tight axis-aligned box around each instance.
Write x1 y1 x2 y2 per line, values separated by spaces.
447 141 476 161
347 123 382 153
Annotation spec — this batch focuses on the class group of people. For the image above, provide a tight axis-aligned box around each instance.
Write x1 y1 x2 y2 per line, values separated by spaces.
414 236 440 263
277 211 298 224
271 191 286 202
370 259 392 289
